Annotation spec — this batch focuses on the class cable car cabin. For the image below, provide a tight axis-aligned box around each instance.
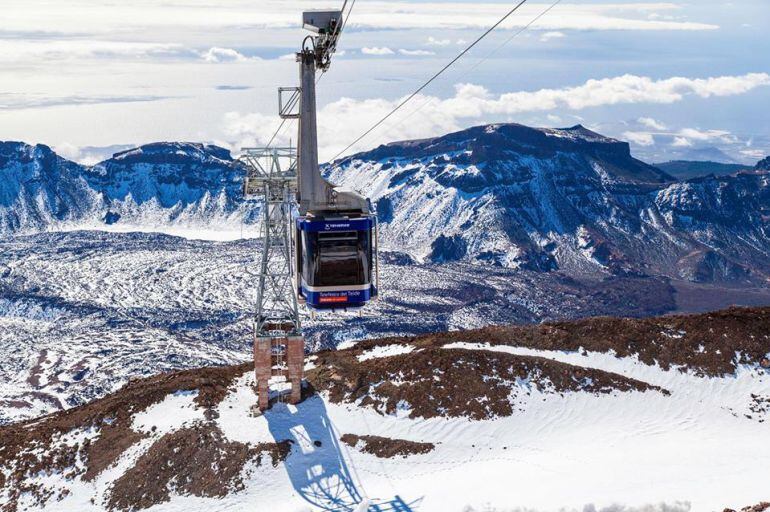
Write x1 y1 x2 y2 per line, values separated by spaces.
296 215 378 310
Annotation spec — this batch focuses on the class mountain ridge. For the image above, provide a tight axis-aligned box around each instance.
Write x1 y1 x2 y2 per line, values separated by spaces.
0 140 253 235
2 124 769 284
326 123 770 281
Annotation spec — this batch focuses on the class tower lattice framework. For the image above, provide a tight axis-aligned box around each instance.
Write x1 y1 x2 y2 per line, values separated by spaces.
241 147 304 411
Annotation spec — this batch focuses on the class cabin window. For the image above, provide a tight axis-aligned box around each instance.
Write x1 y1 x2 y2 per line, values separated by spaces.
300 229 371 287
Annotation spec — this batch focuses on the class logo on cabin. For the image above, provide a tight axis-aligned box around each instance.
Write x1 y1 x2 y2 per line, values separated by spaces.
325 223 351 230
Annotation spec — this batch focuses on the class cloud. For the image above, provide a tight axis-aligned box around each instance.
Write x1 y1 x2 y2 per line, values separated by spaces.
201 47 252 63
53 142 135 165
0 93 176 110
0 39 188 63
1 2 719 36
540 31 566 42
487 73 770 112
398 49 436 56
215 85 252 91
677 128 735 142
361 47 395 56
667 128 737 149
740 148 766 160
225 72 769 160
329 3 719 32
623 131 655 146
671 137 693 147
425 37 451 47
638 117 667 130
622 123 738 150
222 111 284 150
54 142 88 163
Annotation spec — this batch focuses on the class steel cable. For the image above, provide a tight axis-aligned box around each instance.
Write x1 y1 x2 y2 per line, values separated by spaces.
329 0 532 162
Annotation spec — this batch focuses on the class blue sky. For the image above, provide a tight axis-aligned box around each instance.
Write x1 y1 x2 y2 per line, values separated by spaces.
0 0 768 165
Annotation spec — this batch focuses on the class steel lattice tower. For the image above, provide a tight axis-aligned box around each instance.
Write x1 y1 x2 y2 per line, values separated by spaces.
241 147 304 410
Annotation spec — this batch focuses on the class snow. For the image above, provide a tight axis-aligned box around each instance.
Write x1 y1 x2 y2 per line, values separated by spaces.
1 230 678 426
215 373 275 445
357 344 416 362
132 390 205 435
11 352 770 512
337 340 360 350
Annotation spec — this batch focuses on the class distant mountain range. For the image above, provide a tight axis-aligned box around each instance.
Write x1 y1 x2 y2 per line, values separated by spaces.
653 160 749 180
671 145 741 164
2 124 769 284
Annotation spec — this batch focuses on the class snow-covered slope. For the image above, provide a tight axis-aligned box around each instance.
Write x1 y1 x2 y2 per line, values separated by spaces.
326 124 770 282
0 142 101 233
2 307 769 512
84 143 255 229
0 141 256 236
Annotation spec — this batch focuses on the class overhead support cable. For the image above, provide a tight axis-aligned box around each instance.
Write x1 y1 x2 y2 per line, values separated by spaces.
375 0 564 144
330 0 541 162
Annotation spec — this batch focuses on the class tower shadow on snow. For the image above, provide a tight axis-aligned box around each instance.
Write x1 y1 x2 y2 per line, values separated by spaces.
264 394 419 511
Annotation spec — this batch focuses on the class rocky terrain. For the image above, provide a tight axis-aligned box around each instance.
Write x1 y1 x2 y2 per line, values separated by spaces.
5 228 770 428
0 230 691 425
1 307 768 511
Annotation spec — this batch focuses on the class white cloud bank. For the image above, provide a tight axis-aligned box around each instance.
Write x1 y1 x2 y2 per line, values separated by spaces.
361 47 395 56
671 136 692 147
425 37 451 47
1 1 720 35
0 40 188 64
623 124 741 148
201 47 253 63
540 31 566 42
224 72 770 160
623 131 655 146
637 117 667 130
398 49 436 56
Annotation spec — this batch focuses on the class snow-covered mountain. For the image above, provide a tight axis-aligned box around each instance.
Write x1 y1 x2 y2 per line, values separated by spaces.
327 124 770 282
0 141 255 236
2 128 770 512
2 307 769 512
0 142 99 233
2 126 769 283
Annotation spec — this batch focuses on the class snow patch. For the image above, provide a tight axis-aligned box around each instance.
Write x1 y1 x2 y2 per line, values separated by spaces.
131 390 204 435
358 344 416 361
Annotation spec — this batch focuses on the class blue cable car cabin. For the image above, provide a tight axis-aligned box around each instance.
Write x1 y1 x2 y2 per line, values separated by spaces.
296 215 378 309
